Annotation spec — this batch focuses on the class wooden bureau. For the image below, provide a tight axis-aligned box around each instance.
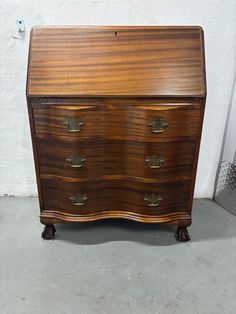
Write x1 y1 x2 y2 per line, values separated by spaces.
26 26 206 241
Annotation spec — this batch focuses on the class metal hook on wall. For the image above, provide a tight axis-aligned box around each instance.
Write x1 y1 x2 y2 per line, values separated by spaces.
12 19 26 40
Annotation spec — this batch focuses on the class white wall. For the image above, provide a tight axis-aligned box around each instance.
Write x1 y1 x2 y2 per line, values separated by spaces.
222 75 236 164
0 0 236 197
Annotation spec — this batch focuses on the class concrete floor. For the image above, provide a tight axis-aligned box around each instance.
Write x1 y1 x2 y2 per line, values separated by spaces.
0 198 236 314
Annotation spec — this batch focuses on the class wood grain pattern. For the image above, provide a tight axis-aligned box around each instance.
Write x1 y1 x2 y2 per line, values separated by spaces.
33 104 201 141
27 100 45 211
40 210 191 224
27 26 206 97
187 97 206 212
37 138 196 181
26 26 207 240
31 97 202 109
41 178 192 216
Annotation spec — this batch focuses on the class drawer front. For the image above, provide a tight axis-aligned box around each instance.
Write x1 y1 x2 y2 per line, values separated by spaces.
41 179 191 216
37 138 196 180
33 105 201 141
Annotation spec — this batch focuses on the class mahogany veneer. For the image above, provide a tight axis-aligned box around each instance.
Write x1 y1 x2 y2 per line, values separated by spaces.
26 26 206 241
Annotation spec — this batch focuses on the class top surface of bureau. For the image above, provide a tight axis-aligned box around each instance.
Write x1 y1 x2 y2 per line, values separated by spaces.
27 26 206 98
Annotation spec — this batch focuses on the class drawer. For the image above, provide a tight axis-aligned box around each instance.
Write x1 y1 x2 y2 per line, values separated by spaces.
41 179 191 216
33 104 201 141
37 138 196 181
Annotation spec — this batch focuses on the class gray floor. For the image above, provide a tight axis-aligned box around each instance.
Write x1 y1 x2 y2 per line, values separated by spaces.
0 198 236 314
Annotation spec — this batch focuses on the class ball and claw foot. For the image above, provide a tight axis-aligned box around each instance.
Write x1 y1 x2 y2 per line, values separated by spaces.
42 225 56 240
175 226 190 242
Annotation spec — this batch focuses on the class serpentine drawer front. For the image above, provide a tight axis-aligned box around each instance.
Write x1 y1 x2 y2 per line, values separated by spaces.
26 26 206 241
33 103 201 140
41 179 191 218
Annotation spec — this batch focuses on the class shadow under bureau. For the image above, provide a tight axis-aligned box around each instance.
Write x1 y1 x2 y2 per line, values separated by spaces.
26 26 206 241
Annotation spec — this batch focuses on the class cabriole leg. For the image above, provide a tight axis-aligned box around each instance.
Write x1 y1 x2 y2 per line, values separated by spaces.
42 224 56 240
175 220 191 242
175 226 190 242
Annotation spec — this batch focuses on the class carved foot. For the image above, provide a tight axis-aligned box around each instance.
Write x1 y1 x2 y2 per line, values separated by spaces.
42 225 56 240
175 227 190 242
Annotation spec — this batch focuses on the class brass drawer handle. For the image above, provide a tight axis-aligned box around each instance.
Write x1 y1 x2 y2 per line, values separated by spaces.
145 155 165 168
144 193 162 207
148 118 168 133
63 117 84 132
69 193 87 206
66 156 86 168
